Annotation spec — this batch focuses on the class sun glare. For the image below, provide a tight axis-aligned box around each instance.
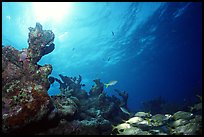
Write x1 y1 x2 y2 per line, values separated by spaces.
32 2 72 23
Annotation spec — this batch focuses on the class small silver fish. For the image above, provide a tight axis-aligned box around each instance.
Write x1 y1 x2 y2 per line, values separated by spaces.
120 107 130 115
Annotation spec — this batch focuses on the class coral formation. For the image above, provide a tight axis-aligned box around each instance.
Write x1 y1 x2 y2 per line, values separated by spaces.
89 79 104 96
27 22 55 64
114 89 128 108
2 23 55 133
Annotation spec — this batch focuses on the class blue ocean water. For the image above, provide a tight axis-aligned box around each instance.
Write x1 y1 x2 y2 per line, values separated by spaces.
2 2 202 112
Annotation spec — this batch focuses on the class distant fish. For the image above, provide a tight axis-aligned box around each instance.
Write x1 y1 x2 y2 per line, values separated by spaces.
196 94 202 101
112 31 114 36
102 57 111 62
72 48 75 51
107 57 111 61
120 107 130 115
104 80 118 88
48 76 55 85
6 15 11 20
81 84 86 87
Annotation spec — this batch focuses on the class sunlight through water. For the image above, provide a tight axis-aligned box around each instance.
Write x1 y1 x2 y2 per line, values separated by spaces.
32 2 72 23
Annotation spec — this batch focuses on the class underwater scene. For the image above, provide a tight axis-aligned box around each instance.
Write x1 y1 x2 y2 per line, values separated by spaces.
2 2 202 135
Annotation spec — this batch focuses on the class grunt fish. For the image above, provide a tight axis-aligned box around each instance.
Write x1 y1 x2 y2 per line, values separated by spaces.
104 80 118 88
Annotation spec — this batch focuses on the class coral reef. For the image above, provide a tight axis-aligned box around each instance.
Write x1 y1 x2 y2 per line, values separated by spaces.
2 23 55 133
49 75 129 134
2 23 202 135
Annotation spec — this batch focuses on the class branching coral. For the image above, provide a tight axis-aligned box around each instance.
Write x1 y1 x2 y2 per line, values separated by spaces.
114 89 128 108
89 79 104 96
